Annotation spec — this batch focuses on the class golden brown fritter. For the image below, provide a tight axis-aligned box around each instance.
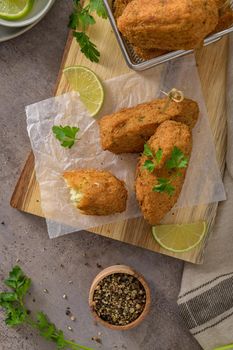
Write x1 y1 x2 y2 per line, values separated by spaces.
117 0 219 51
133 46 169 60
135 121 192 225
113 0 169 60
213 0 233 32
113 0 133 19
63 169 127 216
99 98 199 154
214 7 233 32
215 0 229 9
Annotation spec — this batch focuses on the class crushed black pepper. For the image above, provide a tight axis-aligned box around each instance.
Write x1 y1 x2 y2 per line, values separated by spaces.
92 273 146 326
91 336 102 344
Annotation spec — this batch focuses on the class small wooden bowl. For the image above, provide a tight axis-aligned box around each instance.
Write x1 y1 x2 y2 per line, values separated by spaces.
89 265 151 330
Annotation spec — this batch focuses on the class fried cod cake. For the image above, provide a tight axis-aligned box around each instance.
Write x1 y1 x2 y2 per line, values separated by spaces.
99 98 199 154
117 0 219 51
214 0 233 32
135 121 192 225
133 46 169 60
214 6 233 32
113 0 169 60
113 0 133 18
64 169 127 215
216 0 229 9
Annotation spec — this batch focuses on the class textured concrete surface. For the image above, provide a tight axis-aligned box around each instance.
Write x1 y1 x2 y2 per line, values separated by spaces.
0 1 201 349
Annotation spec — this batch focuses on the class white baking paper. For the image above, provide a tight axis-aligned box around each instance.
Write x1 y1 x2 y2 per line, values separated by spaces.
26 54 226 238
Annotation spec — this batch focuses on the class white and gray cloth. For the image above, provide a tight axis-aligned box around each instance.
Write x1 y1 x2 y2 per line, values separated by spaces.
178 36 233 350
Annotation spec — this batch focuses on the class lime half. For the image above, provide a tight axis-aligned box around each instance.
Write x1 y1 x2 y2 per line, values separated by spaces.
152 222 206 253
63 65 104 117
0 0 34 20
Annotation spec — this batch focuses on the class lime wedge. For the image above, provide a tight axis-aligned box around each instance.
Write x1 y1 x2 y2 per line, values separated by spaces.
63 65 104 117
152 222 206 253
0 0 34 20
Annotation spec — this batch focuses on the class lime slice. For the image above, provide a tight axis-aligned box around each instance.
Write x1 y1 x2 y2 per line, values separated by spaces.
0 0 34 20
63 65 104 117
152 222 206 253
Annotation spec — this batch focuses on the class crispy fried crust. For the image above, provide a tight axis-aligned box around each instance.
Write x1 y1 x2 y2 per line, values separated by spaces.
214 7 233 32
135 121 192 225
114 0 231 60
117 0 218 51
215 0 228 9
133 46 169 60
63 169 127 216
113 0 169 59
113 0 133 18
99 98 199 154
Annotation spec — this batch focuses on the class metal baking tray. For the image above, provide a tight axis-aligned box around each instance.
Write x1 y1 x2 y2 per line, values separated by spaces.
104 0 233 71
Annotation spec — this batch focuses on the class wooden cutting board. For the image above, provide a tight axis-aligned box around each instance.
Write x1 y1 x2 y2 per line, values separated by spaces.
10 16 228 264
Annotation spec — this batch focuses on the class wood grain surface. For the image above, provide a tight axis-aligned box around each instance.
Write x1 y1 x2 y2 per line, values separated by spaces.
10 15 228 264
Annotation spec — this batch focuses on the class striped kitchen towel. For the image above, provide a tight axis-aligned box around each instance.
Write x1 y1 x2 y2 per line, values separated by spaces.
178 35 233 350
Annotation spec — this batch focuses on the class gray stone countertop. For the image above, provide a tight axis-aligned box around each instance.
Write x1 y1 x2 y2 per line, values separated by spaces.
0 1 201 349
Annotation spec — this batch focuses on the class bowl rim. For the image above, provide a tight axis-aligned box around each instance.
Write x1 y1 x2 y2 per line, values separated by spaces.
0 0 55 28
88 265 151 330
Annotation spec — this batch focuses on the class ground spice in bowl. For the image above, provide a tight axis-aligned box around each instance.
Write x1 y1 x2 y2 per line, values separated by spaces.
92 273 147 326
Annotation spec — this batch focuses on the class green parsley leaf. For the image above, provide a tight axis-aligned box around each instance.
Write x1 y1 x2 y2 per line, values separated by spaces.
5 307 27 326
73 31 100 63
4 278 17 289
0 299 27 327
69 11 79 29
69 0 82 30
17 277 31 299
143 143 153 158
153 178 175 196
166 146 188 170
0 266 93 350
0 292 18 302
52 125 80 149
79 8 96 31
178 159 188 168
68 0 107 63
143 160 155 173
56 330 66 349
36 312 60 342
155 148 163 164
143 145 163 173
69 7 95 31
4 265 31 299
89 0 108 18
8 265 24 282
36 311 50 330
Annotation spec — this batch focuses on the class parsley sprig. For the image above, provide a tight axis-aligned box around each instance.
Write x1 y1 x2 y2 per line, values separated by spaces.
69 0 107 62
143 145 188 196
0 266 92 350
166 146 188 170
143 144 163 173
52 125 80 149
153 174 182 196
73 32 100 63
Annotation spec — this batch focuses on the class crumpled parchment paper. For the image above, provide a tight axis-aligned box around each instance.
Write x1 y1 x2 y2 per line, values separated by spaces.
26 54 226 238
